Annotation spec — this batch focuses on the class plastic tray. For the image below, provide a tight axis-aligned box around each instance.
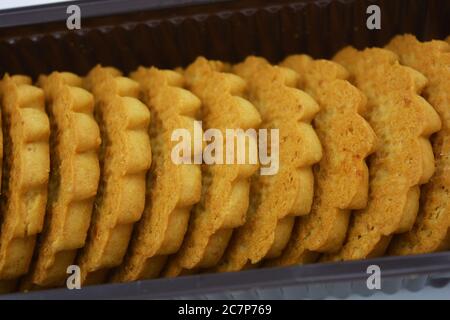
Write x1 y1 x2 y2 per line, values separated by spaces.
2 252 450 299
0 0 449 299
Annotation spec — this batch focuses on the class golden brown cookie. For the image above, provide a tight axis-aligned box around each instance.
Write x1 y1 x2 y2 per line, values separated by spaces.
0 75 50 292
322 47 441 261
21 72 100 290
112 67 202 282
215 56 322 272
265 56 377 267
386 35 450 255
77 66 151 284
163 57 261 277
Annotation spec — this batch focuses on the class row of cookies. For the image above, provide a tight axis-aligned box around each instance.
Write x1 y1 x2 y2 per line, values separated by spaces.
0 34 448 293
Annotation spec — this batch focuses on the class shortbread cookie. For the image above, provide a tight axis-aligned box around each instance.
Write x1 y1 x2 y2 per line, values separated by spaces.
386 35 450 254
266 56 377 267
112 67 202 282
322 47 441 261
0 75 50 292
21 72 100 290
216 56 322 272
77 66 151 284
163 57 261 277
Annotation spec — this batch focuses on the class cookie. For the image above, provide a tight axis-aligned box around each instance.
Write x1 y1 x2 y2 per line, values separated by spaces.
216 56 322 272
76 66 151 284
21 72 100 290
163 57 261 277
386 35 450 254
0 75 50 292
266 56 377 267
322 47 441 261
112 67 202 282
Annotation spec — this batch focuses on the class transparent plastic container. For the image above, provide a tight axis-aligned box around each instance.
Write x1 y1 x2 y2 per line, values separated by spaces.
0 0 448 299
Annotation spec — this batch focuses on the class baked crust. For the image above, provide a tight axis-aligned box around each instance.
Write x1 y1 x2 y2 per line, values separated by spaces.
216 56 322 272
386 35 450 255
112 67 202 281
0 75 50 292
323 47 441 261
77 66 151 284
21 72 100 290
164 57 261 277
266 56 376 267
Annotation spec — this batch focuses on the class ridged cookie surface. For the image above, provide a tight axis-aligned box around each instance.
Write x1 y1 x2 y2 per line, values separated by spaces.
386 35 450 255
216 56 322 272
112 67 202 282
22 72 100 290
323 47 441 261
266 56 377 267
77 66 151 284
164 57 261 277
0 75 50 292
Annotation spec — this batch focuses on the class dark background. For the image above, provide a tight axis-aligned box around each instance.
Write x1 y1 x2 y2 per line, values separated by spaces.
0 0 448 78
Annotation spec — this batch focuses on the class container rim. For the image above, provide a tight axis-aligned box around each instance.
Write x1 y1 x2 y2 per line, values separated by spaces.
0 0 228 28
3 252 450 300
